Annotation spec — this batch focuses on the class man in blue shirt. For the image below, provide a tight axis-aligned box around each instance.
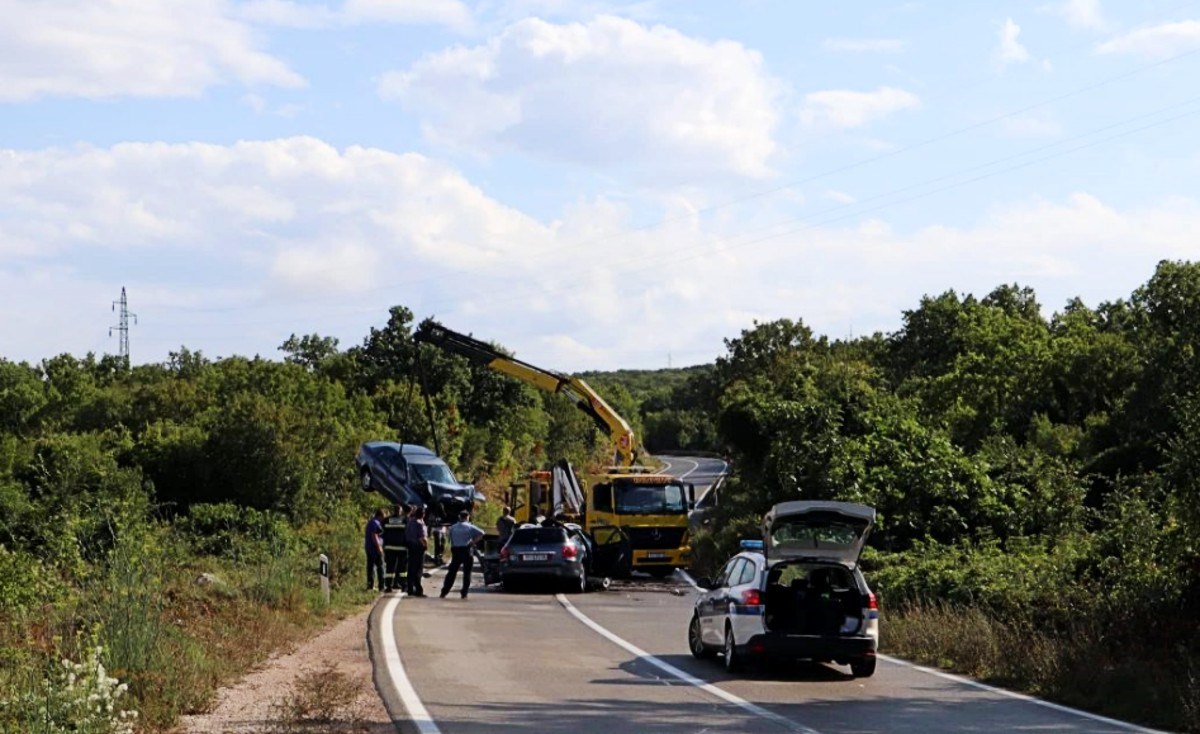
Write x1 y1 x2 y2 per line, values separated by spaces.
364 508 385 592
440 510 486 599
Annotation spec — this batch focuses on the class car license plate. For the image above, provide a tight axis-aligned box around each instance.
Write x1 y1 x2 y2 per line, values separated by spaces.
521 553 550 562
646 553 668 560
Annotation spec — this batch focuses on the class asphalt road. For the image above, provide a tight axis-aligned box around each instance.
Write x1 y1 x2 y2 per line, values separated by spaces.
369 455 1164 734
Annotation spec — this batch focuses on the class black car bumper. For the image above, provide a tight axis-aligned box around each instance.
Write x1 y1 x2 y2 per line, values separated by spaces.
739 632 877 662
500 563 584 582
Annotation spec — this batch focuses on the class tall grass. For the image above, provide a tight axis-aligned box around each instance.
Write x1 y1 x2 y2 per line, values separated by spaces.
885 601 1194 732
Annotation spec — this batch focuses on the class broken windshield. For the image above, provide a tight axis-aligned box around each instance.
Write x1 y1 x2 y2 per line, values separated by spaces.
410 461 457 485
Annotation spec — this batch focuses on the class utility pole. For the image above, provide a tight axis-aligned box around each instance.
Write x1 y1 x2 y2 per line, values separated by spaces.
110 287 137 363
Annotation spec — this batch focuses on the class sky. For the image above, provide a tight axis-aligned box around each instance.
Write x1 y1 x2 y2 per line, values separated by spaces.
3 0 1200 372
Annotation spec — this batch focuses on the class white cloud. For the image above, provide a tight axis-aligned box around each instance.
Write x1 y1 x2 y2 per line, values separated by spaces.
1097 20 1200 59
822 38 906 52
995 17 1032 70
1052 0 1108 31
4 137 1200 372
798 87 920 130
378 15 784 178
238 0 472 30
0 0 303 102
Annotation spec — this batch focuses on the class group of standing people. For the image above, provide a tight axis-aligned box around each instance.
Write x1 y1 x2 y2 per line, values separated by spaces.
364 503 488 599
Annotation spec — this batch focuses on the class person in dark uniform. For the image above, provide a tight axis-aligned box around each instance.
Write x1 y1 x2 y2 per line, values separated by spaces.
382 504 409 593
404 505 429 597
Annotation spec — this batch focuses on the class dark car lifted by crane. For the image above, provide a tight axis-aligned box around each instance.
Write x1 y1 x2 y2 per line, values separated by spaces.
356 441 485 527
414 321 696 578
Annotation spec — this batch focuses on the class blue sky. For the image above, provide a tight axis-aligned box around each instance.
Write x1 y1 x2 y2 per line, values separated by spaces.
3 0 1200 371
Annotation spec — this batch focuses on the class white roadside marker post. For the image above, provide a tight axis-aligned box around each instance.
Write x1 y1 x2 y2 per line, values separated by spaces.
318 553 330 606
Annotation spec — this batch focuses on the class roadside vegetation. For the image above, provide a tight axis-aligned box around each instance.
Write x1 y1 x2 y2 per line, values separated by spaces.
4 263 1200 731
0 307 614 733
631 261 1199 732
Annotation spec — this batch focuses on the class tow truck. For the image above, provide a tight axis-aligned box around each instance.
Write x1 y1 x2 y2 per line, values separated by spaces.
414 321 695 577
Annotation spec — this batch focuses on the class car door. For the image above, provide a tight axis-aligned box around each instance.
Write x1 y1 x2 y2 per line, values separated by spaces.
698 557 737 644
706 557 747 645
371 446 399 498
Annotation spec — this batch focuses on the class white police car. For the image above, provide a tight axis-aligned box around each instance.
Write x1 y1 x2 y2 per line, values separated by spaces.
687 501 880 677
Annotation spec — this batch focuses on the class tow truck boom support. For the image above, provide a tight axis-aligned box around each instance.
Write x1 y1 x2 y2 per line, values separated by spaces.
414 322 638 466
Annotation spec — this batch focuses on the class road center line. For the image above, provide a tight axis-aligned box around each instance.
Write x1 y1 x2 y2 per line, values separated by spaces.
878 655 1166 733
674 457 700 479
380 596 442 734
555 594 818 734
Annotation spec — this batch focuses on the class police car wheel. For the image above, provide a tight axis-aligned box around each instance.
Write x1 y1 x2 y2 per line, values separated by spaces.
723 625 742 673
850 656 877 678
689 614 714 659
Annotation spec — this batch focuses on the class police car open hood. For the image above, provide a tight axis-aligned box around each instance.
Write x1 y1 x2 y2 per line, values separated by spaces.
762 501 875 566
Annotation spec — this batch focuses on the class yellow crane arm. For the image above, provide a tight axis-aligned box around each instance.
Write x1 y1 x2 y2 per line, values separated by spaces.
414 321 638 467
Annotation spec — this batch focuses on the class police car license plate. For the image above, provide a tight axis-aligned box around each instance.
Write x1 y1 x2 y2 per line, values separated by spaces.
522 553 550 561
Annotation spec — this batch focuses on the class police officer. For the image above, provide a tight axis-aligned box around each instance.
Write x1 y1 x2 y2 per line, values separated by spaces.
439 510 485 599
405 505 429 597
382 504 409 593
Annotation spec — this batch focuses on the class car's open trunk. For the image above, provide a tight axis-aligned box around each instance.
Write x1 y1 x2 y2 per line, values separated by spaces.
763 561 866 636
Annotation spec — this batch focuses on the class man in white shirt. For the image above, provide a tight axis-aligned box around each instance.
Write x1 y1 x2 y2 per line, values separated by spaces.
440 510 486 599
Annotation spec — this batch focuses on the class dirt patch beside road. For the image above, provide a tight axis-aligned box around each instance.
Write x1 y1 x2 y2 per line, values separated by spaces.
178 604 392 733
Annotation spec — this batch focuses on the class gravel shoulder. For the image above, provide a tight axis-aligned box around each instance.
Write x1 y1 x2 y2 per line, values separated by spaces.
177 603 393 733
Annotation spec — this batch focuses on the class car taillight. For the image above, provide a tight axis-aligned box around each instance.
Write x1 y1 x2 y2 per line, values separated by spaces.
741 589 761 606
500 546 510 561
867 592 878 610
561 543 578 560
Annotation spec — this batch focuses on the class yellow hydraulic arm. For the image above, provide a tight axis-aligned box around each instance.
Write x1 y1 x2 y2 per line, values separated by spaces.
414 321 638 467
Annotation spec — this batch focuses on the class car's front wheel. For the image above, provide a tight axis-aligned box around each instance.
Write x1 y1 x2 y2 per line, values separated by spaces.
723 625 742 673
850 656 877 678
688 614 714 659
360 469 373 492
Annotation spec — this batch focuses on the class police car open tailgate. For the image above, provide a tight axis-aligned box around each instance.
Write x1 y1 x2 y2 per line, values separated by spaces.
762 501 875 566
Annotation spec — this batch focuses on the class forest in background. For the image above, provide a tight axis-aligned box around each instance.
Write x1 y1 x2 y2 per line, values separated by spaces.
3 261 1199 731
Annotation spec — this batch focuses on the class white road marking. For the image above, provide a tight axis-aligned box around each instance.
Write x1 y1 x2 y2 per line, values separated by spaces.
675 568 703 591
555 594 819 734
878 655 1167 733
380 596 442 734
675 457 701 480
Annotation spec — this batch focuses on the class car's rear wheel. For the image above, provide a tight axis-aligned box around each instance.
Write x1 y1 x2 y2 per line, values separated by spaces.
570 568 587 594
850 656 877 678
688 614 714 659
723 624 742 673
